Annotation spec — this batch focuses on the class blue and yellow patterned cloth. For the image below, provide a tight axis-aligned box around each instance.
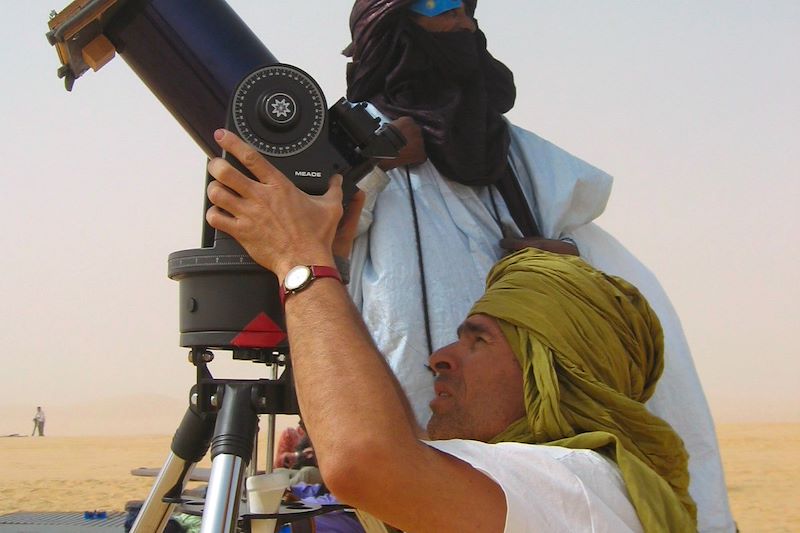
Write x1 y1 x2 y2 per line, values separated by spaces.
408 0 463 17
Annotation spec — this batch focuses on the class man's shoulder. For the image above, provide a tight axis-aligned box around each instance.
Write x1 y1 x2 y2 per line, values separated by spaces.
425 438 606 467
425 439 625 489
504 120 614 236
424 439 641 532
506 121 612 179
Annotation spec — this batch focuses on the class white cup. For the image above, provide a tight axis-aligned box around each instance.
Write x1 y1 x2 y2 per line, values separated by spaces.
246 470 291 533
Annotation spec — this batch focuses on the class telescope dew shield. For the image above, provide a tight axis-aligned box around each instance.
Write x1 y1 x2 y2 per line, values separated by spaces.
48 0 278 158
106 0 280 159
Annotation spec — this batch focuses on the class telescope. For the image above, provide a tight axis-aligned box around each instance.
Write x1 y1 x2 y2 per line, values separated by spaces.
47 0 403 353
46 1 405 532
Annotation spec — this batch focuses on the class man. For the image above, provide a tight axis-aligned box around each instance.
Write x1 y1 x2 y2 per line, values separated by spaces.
274 419 307 469
204 130 694 531
32 406 45 437
342 1 733 531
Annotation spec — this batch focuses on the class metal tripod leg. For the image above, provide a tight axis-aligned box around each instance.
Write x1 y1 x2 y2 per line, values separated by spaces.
131 402 215 533
200 382 258 533
130 452 196 532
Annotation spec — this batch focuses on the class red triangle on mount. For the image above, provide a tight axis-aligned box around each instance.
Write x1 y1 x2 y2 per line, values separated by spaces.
231 312 287 348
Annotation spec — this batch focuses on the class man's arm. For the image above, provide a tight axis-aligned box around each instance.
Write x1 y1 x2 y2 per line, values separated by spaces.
206 129 506 533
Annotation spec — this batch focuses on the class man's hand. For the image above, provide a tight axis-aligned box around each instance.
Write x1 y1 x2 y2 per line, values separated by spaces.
300 447 317 464
500 237 580 257
278 451 299 469
205 129 343 279
378 116 427 171
332 189 366 259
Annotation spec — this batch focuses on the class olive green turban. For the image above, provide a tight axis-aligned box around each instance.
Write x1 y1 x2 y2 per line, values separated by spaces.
471 249 696 532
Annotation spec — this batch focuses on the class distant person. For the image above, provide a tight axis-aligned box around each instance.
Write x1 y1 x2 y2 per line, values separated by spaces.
278 421 324 486
32 406 45 437
275 419 307 469
293 433 318 469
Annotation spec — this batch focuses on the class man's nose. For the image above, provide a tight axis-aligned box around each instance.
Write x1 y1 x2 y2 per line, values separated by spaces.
428 343 459 374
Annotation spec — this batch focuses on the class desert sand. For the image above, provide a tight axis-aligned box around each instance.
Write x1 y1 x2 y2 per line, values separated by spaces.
1 423 798 532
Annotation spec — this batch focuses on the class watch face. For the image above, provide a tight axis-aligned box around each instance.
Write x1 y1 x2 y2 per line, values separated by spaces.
284 265 312 291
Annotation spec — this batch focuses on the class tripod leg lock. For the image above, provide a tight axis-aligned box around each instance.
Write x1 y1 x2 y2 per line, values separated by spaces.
210 382 259 460
171 398 215 463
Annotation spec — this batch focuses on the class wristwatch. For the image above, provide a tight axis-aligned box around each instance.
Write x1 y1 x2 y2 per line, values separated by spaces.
280 264 342 305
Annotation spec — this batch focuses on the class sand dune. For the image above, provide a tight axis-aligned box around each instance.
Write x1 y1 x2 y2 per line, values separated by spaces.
1 423 797 532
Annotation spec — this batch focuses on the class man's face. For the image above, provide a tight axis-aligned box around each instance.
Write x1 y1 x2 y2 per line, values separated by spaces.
426 314 526 441
411 7 477 33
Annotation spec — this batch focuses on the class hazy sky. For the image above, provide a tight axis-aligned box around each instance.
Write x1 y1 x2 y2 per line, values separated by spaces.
1 1 797 435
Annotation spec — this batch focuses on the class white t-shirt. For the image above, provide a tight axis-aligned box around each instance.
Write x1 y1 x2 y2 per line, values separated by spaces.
425 440 644 533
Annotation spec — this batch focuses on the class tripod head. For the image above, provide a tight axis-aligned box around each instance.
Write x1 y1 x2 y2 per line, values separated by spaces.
47 0 405 359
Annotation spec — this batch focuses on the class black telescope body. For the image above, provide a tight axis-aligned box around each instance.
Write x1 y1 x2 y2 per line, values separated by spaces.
104 0 279 159
47 0 404 354
50 0 278 157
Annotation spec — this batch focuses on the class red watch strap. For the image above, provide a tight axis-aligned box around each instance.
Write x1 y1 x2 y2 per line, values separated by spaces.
280 265 342 305
309 265 341 282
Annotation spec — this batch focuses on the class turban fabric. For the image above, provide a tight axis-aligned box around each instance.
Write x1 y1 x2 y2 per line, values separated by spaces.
471 249 696 532
344 0 517 187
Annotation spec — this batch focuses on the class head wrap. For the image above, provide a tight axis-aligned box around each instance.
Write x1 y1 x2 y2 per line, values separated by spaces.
344 0 516 186
471 249 696 532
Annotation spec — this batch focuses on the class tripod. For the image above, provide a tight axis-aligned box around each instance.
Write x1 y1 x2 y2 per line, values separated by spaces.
44 4 404 531
130 347 308 533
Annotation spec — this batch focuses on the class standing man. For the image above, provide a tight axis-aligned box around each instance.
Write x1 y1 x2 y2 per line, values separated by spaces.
343 1 734 531
32 406 45 437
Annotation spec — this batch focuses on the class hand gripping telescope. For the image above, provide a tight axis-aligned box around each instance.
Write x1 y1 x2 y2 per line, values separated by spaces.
47 1 405 532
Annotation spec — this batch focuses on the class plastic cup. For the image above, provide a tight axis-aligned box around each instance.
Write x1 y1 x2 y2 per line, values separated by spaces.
246 470 290 533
